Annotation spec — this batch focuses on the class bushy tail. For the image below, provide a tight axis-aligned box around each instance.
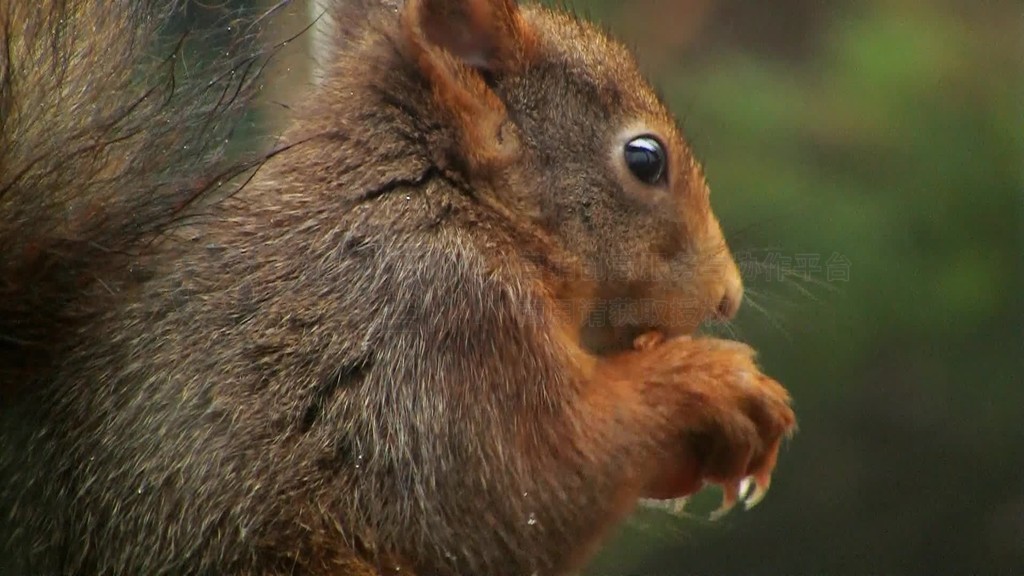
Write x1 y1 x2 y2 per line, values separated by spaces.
0 0 279 390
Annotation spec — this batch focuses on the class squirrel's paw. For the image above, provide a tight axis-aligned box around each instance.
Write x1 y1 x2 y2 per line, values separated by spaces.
635 335 796 519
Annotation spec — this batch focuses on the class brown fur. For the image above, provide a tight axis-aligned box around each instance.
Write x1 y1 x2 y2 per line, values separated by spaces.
0 1 795 574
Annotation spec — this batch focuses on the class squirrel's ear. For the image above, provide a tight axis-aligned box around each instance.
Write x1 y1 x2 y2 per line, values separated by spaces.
404 0 533 72
402 0 535 173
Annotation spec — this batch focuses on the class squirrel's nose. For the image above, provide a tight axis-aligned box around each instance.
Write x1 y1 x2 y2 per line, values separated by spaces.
715 260 744 320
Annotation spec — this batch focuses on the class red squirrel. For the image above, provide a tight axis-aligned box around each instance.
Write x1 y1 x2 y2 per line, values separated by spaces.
0 0 796 574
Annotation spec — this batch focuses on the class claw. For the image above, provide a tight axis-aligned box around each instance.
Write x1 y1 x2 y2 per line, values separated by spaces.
743 473 772 510
708 500 734 521
708 480 742 521
738 476 754 501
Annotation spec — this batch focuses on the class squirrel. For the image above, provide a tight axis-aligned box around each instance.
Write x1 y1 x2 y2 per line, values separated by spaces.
0 0 796 574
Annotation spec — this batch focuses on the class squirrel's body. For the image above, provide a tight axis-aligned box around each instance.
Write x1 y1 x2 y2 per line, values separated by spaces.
1 1 795 574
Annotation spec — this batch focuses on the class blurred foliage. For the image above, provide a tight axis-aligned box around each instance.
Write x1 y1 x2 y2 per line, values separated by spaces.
563 0 1023 574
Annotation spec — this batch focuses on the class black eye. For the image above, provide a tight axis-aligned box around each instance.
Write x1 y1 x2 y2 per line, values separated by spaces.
624 136 667 185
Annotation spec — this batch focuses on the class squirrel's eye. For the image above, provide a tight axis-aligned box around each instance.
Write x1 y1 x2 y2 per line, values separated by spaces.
624 136 666 185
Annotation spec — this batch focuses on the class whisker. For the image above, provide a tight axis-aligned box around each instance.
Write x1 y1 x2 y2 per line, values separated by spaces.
741 258 843 295
740 290 793 342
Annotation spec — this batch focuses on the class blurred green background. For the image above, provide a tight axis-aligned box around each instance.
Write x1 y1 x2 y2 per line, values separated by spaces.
561 1 1023 574
194 0 1022 573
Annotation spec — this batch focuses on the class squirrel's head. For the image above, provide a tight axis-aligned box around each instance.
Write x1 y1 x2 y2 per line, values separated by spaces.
328 0 743 353
395 0 743 352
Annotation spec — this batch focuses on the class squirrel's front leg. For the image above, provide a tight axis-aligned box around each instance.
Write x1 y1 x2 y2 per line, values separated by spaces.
585 335 796 517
